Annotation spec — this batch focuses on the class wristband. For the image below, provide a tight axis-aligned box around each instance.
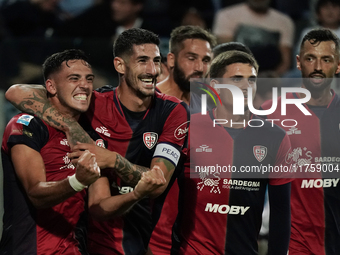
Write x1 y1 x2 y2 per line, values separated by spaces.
68 174 87 192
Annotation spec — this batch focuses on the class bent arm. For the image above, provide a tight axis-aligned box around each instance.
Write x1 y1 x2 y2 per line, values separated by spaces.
5 84 93 146
70 143 176 197
12 144 78 209
88 167 166 220
12 145 100 209
267 182 291 255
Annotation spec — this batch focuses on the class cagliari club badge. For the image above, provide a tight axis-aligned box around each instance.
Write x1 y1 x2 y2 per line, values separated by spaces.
253 145 267 162
143 132 158 149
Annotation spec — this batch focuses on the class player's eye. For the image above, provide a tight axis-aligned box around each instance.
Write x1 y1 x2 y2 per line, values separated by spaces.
231 77 242 82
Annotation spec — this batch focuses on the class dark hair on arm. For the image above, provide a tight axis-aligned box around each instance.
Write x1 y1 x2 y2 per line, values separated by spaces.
42 49 89 81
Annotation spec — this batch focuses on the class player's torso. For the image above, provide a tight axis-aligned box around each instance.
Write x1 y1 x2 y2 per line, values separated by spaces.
266 92 340 254
178 112 285 255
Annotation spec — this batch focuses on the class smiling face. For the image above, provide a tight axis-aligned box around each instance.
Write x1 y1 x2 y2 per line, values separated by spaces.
297 40 340 91
219 63 257 110
123 43 161 97
46 59 94 117
171 38 212 92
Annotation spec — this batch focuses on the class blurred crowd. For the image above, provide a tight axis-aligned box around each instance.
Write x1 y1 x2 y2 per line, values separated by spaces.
0 0 337 90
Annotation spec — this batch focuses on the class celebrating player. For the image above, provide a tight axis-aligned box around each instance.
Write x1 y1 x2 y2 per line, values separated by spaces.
4 28 189 255
173 50 292 254
0 49 102 254
262 28 340 255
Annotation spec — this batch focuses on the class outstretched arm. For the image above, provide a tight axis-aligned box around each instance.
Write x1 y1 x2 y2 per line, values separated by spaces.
5 84 93 146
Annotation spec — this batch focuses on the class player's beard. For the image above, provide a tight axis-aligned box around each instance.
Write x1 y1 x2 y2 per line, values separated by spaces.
125 70 156 98
173 61 203 93
302 70 333 92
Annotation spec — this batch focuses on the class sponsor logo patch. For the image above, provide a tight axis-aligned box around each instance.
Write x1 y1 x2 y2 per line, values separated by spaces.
174 121 189 140
95 126 111 137
196 144 212 152
60 139 69 146
143 132 158 149
253 145 267 162
17 115 34 126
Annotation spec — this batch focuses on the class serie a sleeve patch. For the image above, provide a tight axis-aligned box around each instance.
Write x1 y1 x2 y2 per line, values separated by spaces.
153 143 180 166
16 114 34 126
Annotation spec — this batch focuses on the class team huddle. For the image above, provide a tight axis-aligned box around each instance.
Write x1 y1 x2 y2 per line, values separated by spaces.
1 26 340 255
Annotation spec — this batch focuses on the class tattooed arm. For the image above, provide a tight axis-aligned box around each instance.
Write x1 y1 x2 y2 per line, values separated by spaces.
69 143 175 197
5 84 93 146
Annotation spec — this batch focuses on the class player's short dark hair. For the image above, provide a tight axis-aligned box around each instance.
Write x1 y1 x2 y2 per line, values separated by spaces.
169 25 217 56
315 0 340 14
113 28 160 59
213 42 254 59
42 49 90 81
209 50 259 78
300 28 340 55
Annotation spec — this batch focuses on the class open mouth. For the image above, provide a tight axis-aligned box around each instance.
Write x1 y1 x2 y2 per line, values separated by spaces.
140 78 155 87
310 75 325 84
73 93 88 101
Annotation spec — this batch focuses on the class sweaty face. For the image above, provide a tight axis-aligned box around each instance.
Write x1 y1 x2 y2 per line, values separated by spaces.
219 63 257 110
173 38 212 92
297 40 340 92
50 59 94 116
124 43 161 98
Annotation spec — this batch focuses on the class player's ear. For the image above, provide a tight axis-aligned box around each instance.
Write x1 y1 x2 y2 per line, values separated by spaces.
296 55 301 70
167 53 175 69
45 79 57 95
210 79 220 94
114 57 126 75
335 59 340 74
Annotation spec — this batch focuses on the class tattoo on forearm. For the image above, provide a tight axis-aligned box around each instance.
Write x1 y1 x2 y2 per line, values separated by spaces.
13 91 92 145
114 154 148 186
154 158 174 173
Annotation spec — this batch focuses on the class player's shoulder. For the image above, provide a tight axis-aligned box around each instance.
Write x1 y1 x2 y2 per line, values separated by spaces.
252 114 287 137
8 113 45 128
93 85 115 98
155 91 189 112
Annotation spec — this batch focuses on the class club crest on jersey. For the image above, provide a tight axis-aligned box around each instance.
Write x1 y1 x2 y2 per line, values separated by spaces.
253 146 267 162
143 132 158 149
95 139 105 148
174 121 189 140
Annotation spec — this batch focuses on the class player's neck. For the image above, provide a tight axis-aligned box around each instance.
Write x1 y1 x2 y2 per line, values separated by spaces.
157 77 190 105
215 105 250 128
300 87 333 106
50 98 81 121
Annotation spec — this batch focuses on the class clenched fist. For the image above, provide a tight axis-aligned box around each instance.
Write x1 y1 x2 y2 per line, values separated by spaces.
75 150 101 186
133 166 166 199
